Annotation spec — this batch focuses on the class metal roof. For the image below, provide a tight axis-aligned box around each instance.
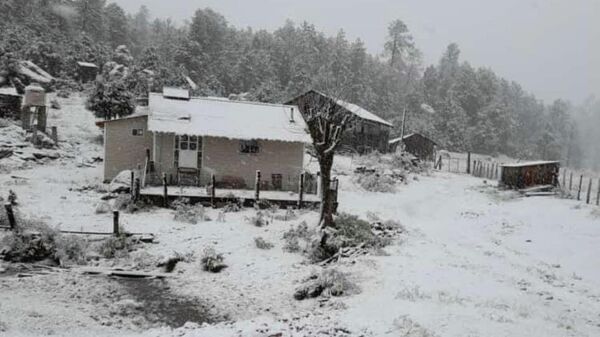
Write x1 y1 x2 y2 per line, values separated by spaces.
501 161 560 168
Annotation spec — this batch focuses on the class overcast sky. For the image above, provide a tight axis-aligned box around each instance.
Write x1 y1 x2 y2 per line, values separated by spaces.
111 0 599 104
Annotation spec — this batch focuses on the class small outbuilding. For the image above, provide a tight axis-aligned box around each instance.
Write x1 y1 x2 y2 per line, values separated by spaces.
0 87 22 119
389 133 437 161
287 90 393 154
500 161 560 189
76 62 99 83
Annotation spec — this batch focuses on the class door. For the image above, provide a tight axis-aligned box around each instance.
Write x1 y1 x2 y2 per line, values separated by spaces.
178 135 199 169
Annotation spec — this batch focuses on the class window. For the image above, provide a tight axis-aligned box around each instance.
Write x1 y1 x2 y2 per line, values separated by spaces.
240 140 260 154
174 135 203 168
132 128 144 136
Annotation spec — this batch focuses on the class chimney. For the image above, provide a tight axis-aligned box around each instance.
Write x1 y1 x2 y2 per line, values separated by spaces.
290 107 295 123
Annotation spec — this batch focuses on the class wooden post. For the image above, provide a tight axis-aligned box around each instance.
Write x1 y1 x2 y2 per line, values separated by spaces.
4 203 16 230
466 152 471 174
562 170 566 189
577 175 583 200
596 178 600 206
113 211 119 236
130 171 135 197
134 178 141 201
162 173 168 208
586 178 592 204
211 174 216 207
298 173 305 209
255 170 261 202
569 172 573 190
51 126 58 144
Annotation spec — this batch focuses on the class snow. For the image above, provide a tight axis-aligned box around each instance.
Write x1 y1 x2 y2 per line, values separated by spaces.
76 61 99 68
501 160 561 168
334 98 394 127
162 87 190 100
141 186 320 202
147 93 311 143
2 94 600 337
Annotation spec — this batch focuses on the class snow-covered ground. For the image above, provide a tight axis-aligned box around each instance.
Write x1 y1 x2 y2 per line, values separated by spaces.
1 94 600 337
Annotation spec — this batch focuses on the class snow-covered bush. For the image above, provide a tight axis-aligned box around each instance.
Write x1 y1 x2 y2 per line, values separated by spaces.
354 172 396 192
246 210 269 227
294 268 358 300
0 219 58 262
95 201 111 214
200 247 226 273
97 235 135 259
254 236 274 250
54 235 88 265
173 199 209 224
273 207 298 221
283 221 314 252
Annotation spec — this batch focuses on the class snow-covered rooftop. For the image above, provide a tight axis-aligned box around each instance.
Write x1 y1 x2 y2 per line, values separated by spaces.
335 98 393 127
162 87 190 100
147 93 311 143
76 61 98 68
501 160 560 168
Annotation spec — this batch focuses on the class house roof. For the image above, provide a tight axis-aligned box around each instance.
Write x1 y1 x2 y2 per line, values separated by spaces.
94 107 149 127
389 133 437 145
288 90 393 127
77 61 98 68
501 161 560 168
147 93 311 143
162 87 190 100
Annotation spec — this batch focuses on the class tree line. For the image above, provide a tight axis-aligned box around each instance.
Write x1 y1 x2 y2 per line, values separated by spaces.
0 0 597 170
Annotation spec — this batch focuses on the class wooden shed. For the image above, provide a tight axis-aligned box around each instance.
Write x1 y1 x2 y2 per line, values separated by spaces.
77 62 99 83
0 88 22 119
500 161 560 189
389 133 437 161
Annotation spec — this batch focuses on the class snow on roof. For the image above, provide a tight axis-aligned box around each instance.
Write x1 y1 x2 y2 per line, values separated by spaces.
95 107 149 127
335 99 393 127
0 87 20 96
162 87 190 100
389 133 436 144
501 161 560 168
77 61 98 68
147 93 311 143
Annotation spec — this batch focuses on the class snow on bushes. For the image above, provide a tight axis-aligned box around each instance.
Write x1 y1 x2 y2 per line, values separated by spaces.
352 151 430 192
172 198 210 224
254 237 274 250
245 210 270 227
294 268 358 300
282 221 315 253
97 235 136 259
0 218 87 265
200 247 226 273
354 172 397 193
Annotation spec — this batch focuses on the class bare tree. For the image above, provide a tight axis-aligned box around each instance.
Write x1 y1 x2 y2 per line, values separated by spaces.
292 90 354 228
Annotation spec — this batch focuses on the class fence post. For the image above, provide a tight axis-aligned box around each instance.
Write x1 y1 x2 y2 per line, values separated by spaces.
51 126 58 145
162 173 168 208
466 152 471 174
255 170 261 202
130 171 135 197
298 173 305 209
577 175 583 200
586 178 592 204
134 178 141 201
4 203 16 230
569 172 573 190
113 211 119 236
211 174 216 207
596 178 600 206
562 170 566 188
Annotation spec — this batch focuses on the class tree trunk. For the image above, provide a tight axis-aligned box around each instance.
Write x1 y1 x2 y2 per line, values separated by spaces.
318 153 335 229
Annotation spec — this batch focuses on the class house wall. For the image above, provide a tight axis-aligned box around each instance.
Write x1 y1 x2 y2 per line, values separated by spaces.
152 133 305 191
103 116 152 181
203 136 305 191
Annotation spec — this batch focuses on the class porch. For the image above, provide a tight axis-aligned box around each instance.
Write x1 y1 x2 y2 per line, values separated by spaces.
140 185 321 208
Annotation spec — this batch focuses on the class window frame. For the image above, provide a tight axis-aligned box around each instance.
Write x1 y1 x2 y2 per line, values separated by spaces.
240 139 260 154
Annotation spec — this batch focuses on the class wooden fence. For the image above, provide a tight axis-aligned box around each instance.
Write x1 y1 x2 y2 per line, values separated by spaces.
559 170 600 206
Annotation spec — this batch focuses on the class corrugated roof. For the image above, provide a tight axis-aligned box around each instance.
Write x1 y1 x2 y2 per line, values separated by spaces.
334 99 394 127
162 87 190 100
147 94 311 143
501 161 560 168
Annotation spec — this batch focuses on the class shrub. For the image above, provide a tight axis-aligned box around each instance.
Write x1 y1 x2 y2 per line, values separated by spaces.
173 201 209 224
246 211 269 227
294 268 358 300
273 207 298 221
282 221 314 252
354 173 396 193
54 235 88 265
0 220 58 263
95 201 111 214
200 247 226 273
255 199 273 210
254 237 274 250
98 235 135 259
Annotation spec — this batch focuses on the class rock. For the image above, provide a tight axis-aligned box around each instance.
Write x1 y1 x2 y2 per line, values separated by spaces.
109 170 134 193
50 98 61 110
